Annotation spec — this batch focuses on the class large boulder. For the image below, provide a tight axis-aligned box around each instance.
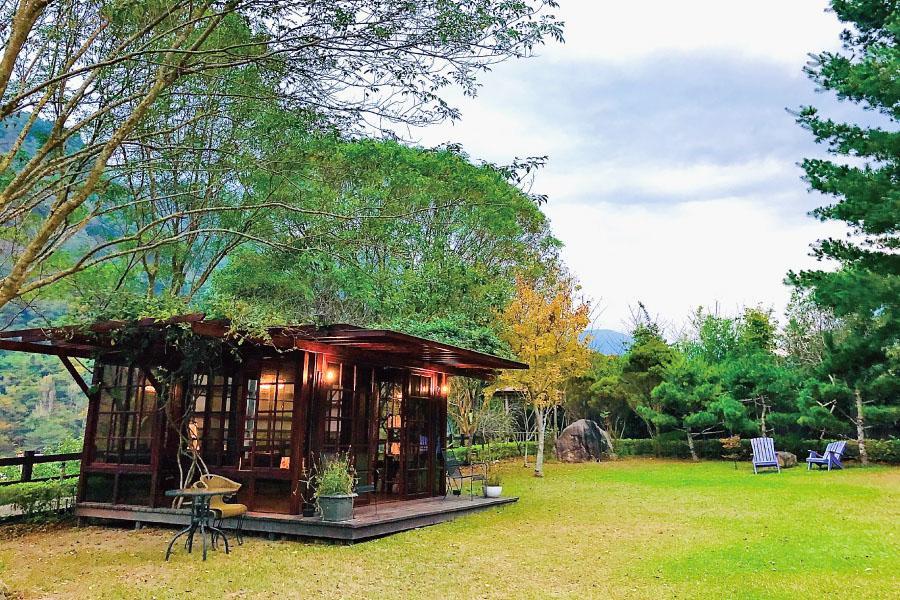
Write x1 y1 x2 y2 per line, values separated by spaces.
777 451 798 469
555 419 608 463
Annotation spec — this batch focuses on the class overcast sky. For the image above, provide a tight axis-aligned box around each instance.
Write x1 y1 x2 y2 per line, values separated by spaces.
411 0 857 333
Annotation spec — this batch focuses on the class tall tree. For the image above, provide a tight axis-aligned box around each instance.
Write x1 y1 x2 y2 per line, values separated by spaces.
204 139 557 329
789 0 900 464
492 268 591 477
0 0 563 310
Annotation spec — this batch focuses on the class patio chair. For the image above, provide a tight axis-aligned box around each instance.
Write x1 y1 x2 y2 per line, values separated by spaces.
444 452 487 499
750 437 780 474
806 440 847 471
195 474 247 544
354 468 379 517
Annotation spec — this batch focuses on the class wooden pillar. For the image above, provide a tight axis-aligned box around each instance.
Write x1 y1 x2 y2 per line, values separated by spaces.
289 352 311 515
77 362 103 502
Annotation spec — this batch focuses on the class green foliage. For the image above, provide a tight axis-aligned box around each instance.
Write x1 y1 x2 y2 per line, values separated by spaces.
0 478 76 518
0 310 89 453
612 437 900 464
617 321 676 439
447 440 548 463
788 0 900 441
313 453 356 497
204 138 557 337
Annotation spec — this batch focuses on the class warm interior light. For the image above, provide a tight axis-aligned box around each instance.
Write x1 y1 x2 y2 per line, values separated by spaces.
324 368 337 384
389 442 400 456
440 384 450 395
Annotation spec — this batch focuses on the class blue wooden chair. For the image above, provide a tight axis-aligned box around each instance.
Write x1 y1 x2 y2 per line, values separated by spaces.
750 437 780 474
806 440 847 471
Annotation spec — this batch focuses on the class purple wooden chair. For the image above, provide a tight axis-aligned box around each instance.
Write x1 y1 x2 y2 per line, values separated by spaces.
750 437 780 474
806 441 847 471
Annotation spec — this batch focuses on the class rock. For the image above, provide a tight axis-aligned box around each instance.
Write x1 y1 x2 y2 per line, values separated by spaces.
777 451 798 468
555 419 609 462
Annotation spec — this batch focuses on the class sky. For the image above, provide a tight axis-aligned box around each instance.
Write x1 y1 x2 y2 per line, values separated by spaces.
410 0 858 334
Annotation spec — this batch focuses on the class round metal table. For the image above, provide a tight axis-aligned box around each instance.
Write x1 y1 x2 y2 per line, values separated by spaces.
164 488 231 561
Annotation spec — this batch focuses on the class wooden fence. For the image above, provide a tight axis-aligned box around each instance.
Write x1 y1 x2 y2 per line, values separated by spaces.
0 451 81 486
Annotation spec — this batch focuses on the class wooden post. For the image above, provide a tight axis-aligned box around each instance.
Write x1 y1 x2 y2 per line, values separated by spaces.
21 450 35 482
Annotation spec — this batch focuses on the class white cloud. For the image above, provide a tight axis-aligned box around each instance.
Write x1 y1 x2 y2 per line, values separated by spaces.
546 198 845 332
540 0 843 69
539 157 796 200
407 1 847 329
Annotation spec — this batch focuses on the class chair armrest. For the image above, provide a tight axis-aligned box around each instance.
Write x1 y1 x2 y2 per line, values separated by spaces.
807 451 822 458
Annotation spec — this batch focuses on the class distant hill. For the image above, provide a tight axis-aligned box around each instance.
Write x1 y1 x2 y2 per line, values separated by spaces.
584 329 632 355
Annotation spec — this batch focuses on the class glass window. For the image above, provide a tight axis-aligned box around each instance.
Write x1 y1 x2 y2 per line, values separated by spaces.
189 371 237 468
93 364 156 465
242 360 295 469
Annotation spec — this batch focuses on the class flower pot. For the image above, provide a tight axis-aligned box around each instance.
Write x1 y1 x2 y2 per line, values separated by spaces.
318 494 356 522
484 485 502 498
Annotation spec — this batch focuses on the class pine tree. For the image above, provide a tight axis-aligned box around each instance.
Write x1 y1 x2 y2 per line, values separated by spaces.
789 0 900 464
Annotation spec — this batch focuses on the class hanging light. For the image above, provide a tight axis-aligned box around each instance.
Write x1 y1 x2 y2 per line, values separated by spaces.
324 368 338 384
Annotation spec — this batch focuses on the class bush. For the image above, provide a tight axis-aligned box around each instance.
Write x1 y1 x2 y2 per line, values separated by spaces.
313 453 355 497
608 437 900 464
447 440 552 463
0 479 77 518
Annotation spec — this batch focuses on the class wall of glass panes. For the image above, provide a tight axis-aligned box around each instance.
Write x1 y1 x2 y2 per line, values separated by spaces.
188 372 238 468
93 365 156 465
241 360 295 470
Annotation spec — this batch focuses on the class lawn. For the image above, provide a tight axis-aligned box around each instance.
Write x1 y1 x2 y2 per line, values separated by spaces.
1 459 898 599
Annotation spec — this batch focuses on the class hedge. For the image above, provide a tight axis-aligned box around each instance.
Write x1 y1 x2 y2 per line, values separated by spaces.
612 437 900 464
0 478 77 518
448 440 551 463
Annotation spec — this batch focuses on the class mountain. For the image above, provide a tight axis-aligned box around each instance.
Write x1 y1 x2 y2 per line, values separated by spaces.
584 329 632 355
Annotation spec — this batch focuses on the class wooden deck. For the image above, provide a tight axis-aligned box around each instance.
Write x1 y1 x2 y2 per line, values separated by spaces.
75 495 518 542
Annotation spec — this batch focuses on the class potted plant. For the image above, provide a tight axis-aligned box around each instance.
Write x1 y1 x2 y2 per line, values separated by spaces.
484 472 502 498
313 453 356 522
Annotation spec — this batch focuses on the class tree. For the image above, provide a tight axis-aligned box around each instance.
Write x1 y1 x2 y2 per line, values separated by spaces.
204 139 557 328
651 348 755 461
788 0 900 464
618 311 676 446
493 269 591 477
0 0 563 309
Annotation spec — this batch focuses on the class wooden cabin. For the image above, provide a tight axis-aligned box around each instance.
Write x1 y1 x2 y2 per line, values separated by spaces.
0 315 525 539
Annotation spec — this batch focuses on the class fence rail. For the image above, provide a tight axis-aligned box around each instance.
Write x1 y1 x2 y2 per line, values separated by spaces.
0 451 81 486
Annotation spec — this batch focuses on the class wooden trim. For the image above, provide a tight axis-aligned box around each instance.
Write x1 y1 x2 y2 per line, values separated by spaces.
0 338 96 358
78 363 103 502
289 352 309 514
58 356 91 398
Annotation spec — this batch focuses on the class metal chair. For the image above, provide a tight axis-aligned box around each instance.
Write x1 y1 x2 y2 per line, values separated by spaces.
444 453 487 499
194 474 247 545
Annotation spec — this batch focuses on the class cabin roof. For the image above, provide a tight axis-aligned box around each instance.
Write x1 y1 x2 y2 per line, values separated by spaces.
0 313 527 378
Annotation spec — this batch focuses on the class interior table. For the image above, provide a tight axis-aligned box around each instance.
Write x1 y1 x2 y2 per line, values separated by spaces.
164 488 231 561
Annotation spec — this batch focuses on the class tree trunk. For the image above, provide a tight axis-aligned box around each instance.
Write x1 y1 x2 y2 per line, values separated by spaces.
686 430 698 462
534 407 546 477
854 388 868 467
759 400 768 437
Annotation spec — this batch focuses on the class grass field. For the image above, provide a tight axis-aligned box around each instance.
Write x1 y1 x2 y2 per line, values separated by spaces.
1 459 898 599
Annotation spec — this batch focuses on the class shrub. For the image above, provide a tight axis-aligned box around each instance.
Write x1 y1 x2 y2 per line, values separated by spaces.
0 479 77 518
448 440 552 463
313 453 355 497
607 437 900 464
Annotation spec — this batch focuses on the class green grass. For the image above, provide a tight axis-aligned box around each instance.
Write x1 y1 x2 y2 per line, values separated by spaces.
1 459 897 599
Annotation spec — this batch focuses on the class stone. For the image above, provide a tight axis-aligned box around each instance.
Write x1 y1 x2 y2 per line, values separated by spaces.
555 419 609 463
777 451 798 468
